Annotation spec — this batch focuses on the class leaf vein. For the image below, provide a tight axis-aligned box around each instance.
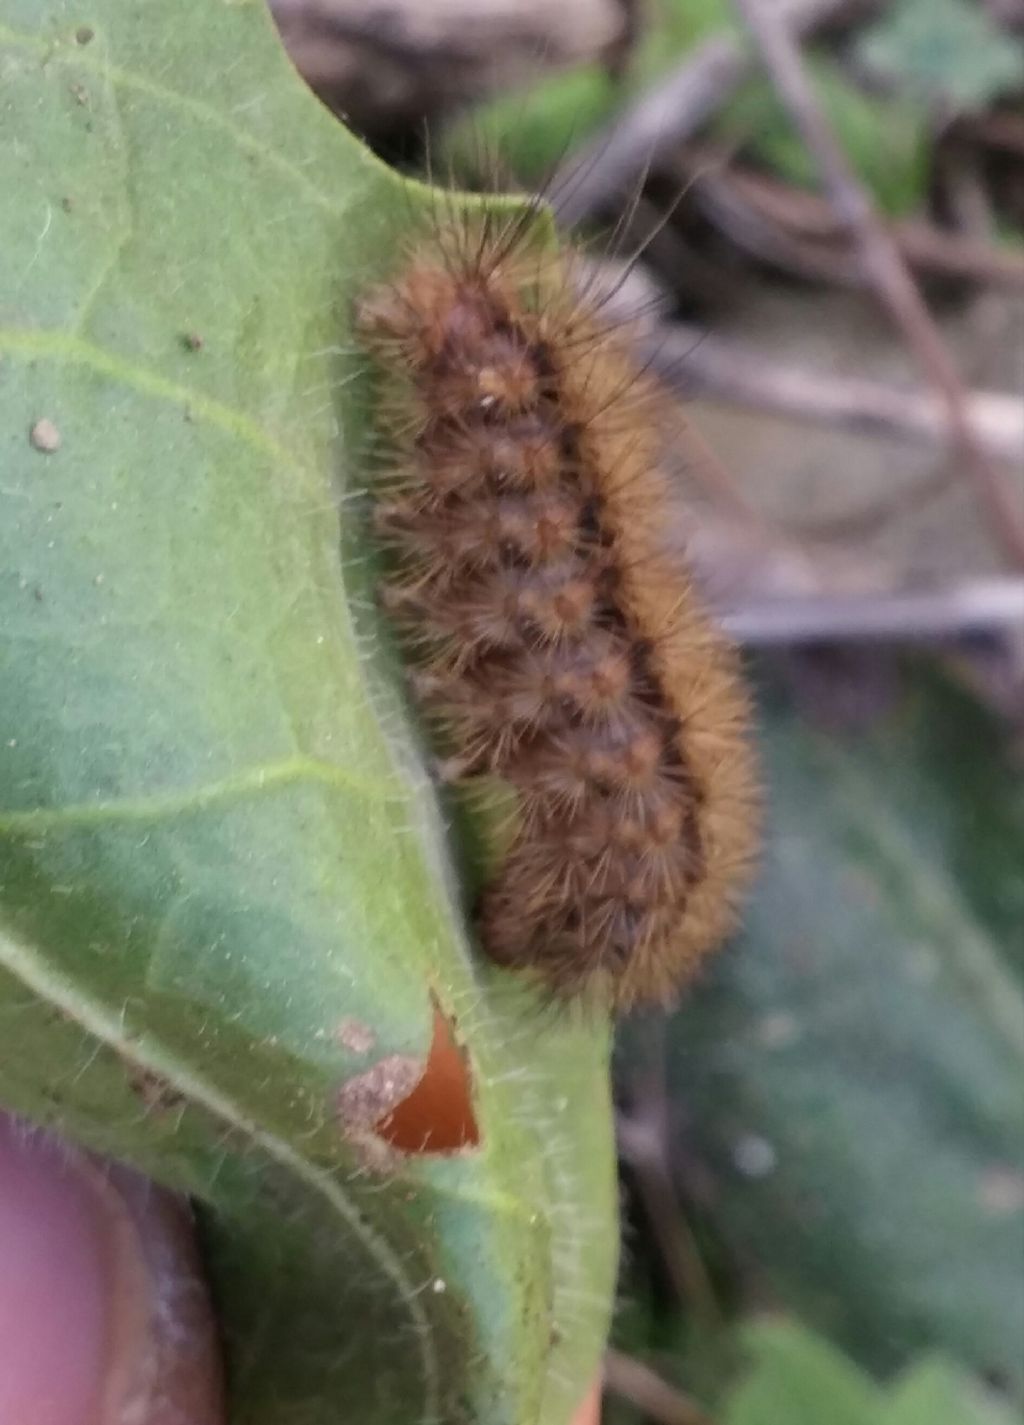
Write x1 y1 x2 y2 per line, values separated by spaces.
0 23 353 217
0 755 390 832
0 326 317 483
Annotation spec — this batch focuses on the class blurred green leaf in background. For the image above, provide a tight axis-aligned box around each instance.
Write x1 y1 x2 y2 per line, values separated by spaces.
724 1322 1020 1425
617 666 1024 1399
715 56 930 217
856 0 1024 114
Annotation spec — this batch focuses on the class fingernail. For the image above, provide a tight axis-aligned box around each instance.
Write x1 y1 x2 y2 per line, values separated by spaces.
0 1113 224 1425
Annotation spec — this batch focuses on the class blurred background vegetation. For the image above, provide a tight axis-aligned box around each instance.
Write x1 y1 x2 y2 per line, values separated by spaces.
269 2 1024 1421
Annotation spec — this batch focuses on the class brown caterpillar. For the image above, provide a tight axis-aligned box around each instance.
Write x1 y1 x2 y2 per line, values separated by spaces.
357 209 758 1009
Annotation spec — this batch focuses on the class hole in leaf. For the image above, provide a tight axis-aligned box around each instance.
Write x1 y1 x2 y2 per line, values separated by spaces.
374 1005 480 1153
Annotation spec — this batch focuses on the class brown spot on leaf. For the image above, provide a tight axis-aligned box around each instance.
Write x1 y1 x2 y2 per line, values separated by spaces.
335 1017 376 1056
336 1054 422 1129
127 1067 186 1118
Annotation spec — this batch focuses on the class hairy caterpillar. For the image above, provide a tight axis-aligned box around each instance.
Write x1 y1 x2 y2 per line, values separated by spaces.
357 205 758 1009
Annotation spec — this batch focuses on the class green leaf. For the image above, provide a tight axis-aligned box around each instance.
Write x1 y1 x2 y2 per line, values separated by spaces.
884 1357 1021 1425
636 668 1024 1391
722 1323 1018 1425
725 1321 882 1425
715 57 930 217
0 3 615 1422
856 0 1024 113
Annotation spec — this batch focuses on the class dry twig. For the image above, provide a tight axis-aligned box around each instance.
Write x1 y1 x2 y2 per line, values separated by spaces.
604 1349 716 1425
615 1017 725 1330
730 0 1024 569
640 326 1024 465
956 110 1024 157
720 578 1024 645
548 0 864 225
686 158 1024 291
617 1108 724 1326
